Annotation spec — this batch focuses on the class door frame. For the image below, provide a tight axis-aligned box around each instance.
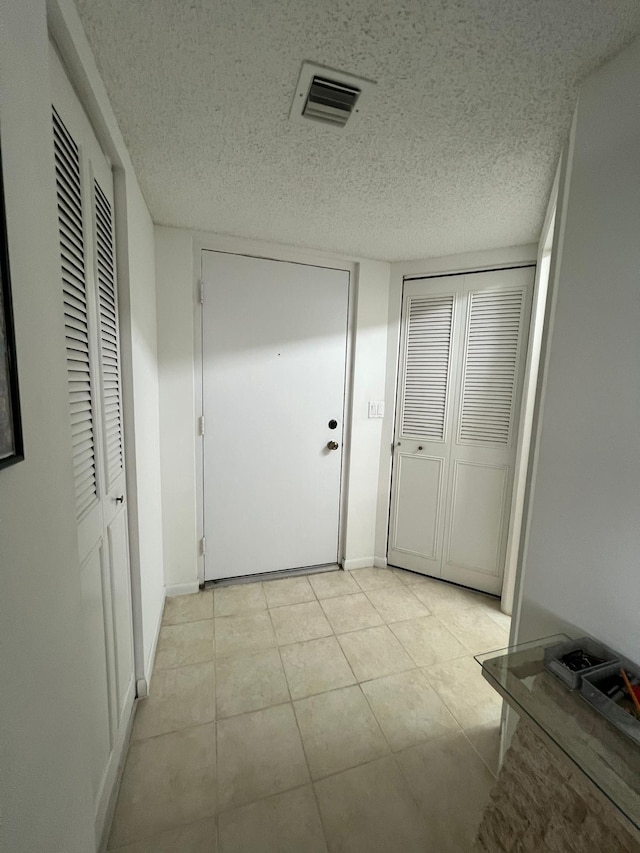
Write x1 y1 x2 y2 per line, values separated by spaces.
193 236 357 586
377 245 541 600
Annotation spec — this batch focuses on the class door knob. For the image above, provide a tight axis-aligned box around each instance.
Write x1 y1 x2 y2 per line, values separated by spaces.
326 441 339 451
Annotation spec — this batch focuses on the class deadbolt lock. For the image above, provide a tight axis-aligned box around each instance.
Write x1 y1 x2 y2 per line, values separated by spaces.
326 440 339 451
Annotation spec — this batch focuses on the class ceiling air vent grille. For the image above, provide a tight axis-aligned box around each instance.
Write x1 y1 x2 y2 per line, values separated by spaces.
303 77 361 127
290 62 375 131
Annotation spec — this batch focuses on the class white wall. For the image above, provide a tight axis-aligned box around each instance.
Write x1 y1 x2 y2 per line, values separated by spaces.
515 36 640 664
118 175 165 681
375 245 538 568
343 260 390 569
155 227 390 588
50 0 166 684
0 1 95 849
155 227 199 594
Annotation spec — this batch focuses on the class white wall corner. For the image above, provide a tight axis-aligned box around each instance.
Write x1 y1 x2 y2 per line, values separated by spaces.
155 226 200 589
373 556 388 568
164 582 201 597
342 557 376 571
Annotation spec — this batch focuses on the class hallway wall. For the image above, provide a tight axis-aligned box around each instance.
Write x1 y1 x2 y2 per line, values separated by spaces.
515 36 640 662
0 1 95 849
1 1 167 849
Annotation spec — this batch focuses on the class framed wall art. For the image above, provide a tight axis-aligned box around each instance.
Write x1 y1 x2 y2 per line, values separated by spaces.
0 143 23 469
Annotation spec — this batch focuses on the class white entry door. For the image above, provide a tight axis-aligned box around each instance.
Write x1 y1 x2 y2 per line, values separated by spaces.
50 43 135 839
202 251 349 581
388 266 534 595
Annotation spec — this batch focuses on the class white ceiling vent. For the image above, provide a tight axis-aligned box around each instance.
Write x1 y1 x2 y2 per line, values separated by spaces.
290 62 376 131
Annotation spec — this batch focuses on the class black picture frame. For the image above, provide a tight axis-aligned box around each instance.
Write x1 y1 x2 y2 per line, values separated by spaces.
0 143 24 470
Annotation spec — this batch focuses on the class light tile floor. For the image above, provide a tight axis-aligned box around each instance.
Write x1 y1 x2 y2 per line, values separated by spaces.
109 566 510 852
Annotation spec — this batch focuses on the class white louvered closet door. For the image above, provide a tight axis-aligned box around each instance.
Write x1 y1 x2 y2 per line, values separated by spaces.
388 267 533 595
50 43 134 832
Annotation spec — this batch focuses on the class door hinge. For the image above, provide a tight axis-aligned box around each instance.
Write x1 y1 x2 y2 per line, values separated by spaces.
199 415 205 436
200 536 206 556
199 279 205 305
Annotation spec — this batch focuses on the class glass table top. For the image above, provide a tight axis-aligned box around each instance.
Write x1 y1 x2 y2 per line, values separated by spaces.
476 636 640 831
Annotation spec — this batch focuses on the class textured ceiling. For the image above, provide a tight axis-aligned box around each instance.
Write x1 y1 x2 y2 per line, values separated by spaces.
75 0 640 261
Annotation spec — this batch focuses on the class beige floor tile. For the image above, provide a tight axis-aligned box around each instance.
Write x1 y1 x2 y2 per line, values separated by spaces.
423 655 503 728
319 592 383 634
215 648 289 718
397 731 495 852
361 669 459 752
314 756 430 853
133 662 215 740
308 570 360 599
390 567 431 586
410 576 493 614
483 600 512 631
109 818 217 852
337 625 414 682
437 606 509 654
389 615 467 666
465 721 502 777
294 685 388 779
280 636 355 699
163 591 213 626
108 724 216 849
155 620 215 670
270 600 332 645
214 611 276 658
365 585 430 623
218 786 327 853
213 583 266 618
217 703 309 810
263 575 316 608
350 566 401 591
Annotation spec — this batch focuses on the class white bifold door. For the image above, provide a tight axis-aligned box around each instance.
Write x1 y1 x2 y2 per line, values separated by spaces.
202 251 349 581
50 44 135 839
388 267 534 595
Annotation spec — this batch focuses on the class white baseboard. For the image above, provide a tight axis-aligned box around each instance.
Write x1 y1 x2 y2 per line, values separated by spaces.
374 557 388 568
342 557 375 571
165 581 200 597
141 588 166 696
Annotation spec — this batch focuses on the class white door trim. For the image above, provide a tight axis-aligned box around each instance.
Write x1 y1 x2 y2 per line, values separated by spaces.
193 235 357 586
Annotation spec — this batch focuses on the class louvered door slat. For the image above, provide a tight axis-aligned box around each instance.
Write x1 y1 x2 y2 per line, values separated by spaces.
458 288 525 446
94 178 123 487
53 108 98 518
400 295 454 441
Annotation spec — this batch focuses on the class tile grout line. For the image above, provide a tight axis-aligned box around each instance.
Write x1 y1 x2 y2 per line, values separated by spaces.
212 635 220 853
277 643 334 853
212 584 220 847
459 726 500 781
